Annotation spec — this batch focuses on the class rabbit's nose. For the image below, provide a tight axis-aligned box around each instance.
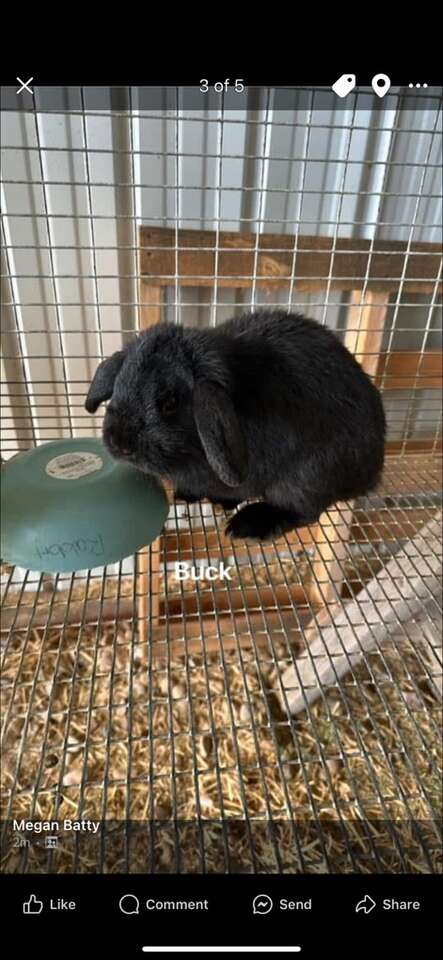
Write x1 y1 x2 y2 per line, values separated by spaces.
105 427 131 458
114 440 131 457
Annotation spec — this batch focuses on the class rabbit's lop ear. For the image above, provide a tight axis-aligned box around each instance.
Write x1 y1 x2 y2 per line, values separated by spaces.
193 381 248 487
85 351 125 413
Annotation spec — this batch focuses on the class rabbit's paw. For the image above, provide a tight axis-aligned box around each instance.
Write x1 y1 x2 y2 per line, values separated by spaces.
225 503 306 541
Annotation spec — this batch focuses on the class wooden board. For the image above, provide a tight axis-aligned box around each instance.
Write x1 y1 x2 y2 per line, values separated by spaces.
343 290 392 377
0 594 311 658
279 511 442 715
350 506 442 543
307 291 389 607
160 583 308 620
376 350 443 390
140 227 442 295
140 283 163 327
307 504 355 608
385 438 442 454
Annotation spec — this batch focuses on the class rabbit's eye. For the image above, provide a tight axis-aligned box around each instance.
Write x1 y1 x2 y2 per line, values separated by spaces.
160 393 177 416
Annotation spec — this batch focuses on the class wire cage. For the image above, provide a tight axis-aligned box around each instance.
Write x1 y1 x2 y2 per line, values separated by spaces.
1 84 442 875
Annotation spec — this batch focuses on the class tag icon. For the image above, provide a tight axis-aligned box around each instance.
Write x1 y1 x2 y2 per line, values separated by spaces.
332 74 356 98
371 74 391 98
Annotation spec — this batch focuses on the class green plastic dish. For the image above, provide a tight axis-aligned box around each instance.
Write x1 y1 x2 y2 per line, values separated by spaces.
1 437 169 573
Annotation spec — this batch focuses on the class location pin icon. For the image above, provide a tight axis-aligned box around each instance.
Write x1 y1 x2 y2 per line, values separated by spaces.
372 74 391 98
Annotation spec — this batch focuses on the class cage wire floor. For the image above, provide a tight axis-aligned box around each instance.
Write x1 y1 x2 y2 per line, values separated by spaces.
1 455 442 875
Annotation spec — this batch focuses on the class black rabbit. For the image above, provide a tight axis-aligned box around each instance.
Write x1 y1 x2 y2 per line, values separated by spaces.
85 311 386 540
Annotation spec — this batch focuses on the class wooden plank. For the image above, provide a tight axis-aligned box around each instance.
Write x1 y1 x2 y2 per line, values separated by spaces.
140 283 163 328
137 540 161 634
162 522 314 562
0 601 312 660
145 505 442 568
351 506 441 543
140 226 442 295
344 290 392 377
386 438 442 454
279 512 442 715
307 505 354 608
307 291 390 608
382 454 442 493
0 595 136 632
376 350 442 390
160 583 308 620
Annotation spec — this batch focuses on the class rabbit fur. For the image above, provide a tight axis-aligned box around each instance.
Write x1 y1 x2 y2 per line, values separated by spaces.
85 311 385 540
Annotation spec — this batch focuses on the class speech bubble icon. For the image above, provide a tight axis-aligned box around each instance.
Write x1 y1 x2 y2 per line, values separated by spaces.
119 894 140 915
252 894 273 915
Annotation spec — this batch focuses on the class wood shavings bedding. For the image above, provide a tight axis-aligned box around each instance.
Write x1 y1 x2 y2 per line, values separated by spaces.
1 603 441 873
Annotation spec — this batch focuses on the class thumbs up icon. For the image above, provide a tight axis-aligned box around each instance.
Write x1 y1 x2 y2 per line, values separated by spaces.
23 894 43 914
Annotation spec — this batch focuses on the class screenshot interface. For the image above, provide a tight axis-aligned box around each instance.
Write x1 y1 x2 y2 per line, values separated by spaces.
0 72 442 955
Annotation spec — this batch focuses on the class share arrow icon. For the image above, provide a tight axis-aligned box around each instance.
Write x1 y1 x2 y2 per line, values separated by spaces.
355 895 377 914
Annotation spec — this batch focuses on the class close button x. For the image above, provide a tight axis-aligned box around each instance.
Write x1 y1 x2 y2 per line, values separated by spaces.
16 77 34 95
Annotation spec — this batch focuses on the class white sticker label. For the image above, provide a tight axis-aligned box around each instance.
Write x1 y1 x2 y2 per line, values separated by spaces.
45 452 103 480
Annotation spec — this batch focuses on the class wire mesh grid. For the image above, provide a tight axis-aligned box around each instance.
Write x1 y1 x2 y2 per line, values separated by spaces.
0 86 442 874
0 459 442 873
